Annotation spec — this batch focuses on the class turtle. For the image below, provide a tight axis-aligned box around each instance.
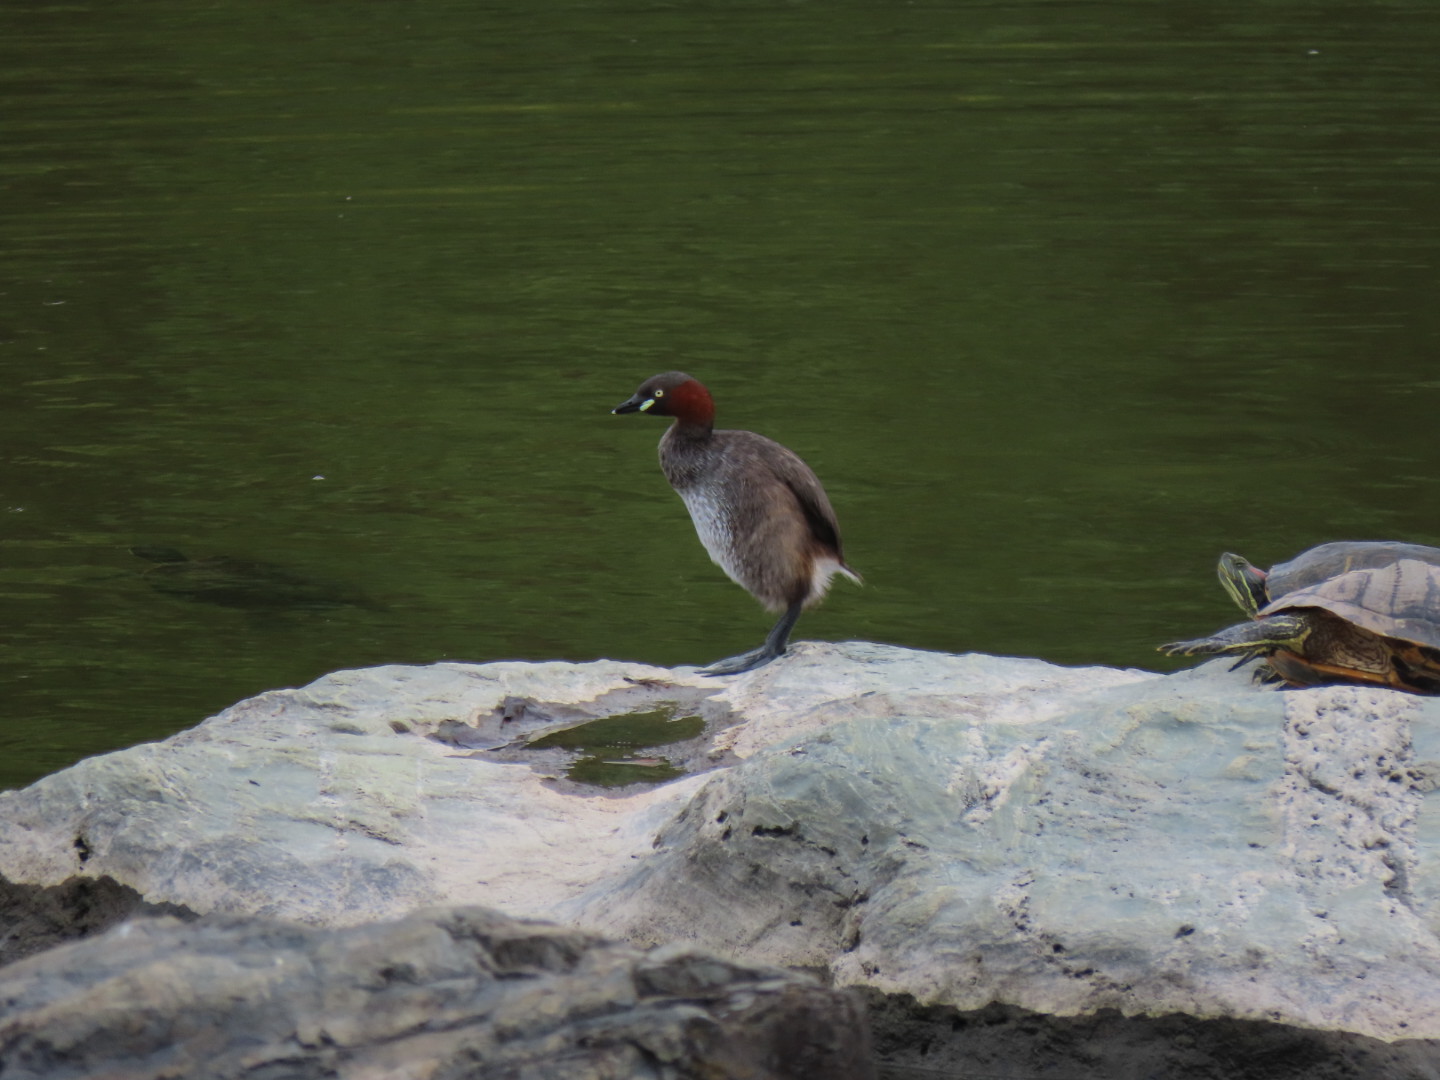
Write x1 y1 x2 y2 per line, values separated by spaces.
1160 545 1440 694
131 545 371 611
1212 540 1440 619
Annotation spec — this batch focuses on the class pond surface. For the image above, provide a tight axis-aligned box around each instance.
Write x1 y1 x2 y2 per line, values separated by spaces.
4 0 1440 789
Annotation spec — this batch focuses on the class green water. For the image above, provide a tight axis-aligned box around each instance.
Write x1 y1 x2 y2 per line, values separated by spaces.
3 1 1440 790
526 708 706 786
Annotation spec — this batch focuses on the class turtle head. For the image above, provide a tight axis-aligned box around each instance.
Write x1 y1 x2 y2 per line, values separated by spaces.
1218 552 1268 618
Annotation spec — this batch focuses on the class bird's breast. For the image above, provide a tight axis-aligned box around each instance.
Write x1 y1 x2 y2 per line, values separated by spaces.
677 487 741 580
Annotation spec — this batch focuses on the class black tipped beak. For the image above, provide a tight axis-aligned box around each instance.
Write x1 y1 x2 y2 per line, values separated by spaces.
612 394 647 415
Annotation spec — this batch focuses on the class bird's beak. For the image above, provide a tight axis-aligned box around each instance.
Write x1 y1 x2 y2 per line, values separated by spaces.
612 393 648 415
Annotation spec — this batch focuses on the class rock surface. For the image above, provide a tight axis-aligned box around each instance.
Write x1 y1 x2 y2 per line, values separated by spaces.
3 642 1440 1046
863 992 1440 1080
0 904 872 1080
571 657 1440 1043
0 874 196 970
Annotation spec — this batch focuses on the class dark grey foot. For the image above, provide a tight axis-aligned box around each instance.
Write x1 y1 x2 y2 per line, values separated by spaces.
701 600 804 677
700 644 785 677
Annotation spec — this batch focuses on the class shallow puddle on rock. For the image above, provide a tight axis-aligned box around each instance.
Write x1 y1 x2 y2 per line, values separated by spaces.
565 755 688 786
526 708 705 787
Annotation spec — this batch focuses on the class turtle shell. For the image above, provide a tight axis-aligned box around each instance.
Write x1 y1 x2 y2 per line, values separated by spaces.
1264 541 1440 604
1262 559 1440 651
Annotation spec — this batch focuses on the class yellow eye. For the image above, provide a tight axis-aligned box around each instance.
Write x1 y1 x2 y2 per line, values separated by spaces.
653 388 665 398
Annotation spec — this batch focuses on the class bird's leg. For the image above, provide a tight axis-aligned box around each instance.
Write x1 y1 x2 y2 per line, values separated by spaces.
701 600 804 677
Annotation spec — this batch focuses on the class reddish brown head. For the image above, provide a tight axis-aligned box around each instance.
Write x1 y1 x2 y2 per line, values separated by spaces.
612 371 715 432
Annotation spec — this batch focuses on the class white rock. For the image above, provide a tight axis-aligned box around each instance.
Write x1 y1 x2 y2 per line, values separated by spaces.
3 642 1439 1042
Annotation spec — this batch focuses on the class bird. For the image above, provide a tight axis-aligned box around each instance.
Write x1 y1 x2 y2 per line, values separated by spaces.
612 371 860 675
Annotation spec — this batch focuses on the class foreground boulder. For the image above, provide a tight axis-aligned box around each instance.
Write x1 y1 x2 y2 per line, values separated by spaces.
3 642 1440 1047
0 904 871 1080
571 661 1440 1044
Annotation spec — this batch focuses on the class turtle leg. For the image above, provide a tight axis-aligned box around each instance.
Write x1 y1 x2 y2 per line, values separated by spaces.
1159 637 1270 660
1159 613 1313 660
1277 657 1397 689
701 600 804 677
1393 652 1440 694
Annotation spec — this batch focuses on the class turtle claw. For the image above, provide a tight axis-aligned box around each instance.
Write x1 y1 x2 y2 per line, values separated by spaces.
1157 638 1215 658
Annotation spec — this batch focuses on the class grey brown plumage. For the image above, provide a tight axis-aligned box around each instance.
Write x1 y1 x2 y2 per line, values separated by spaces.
662 426 856 612
613 371 859 675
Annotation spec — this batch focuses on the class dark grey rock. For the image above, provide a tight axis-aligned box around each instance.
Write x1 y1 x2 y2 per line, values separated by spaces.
867 992 1440 1080
0 873 197 969
0 905 874 1080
